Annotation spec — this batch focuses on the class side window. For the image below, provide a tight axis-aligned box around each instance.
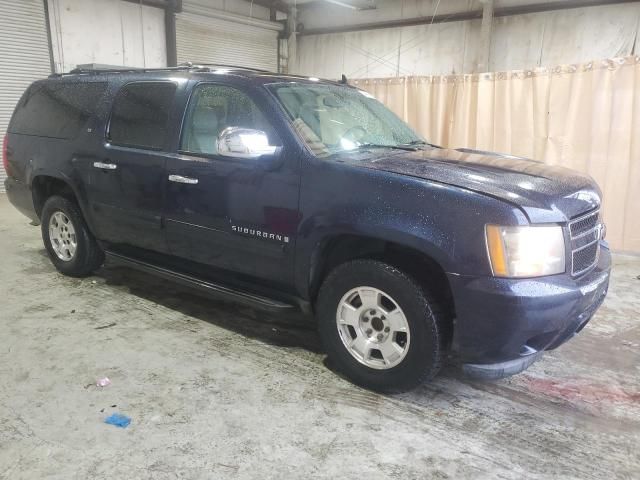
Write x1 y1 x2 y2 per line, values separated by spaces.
180 84 273 156
9 82 108 139
109 82 176 150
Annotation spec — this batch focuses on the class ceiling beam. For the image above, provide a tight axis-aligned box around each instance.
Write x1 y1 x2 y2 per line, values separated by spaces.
121 0 181 11
248 0 290 13
298 0 640 36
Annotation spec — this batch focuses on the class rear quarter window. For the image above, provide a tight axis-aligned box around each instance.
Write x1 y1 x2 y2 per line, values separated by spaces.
9 82 108 139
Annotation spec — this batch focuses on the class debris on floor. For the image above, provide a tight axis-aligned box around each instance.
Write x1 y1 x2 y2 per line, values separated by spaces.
95 322 116 330
104 413 131 428
96 377 111 387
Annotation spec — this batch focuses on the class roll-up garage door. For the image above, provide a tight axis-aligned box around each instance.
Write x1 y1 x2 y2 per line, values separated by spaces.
176 2 281 72
0 0 52 191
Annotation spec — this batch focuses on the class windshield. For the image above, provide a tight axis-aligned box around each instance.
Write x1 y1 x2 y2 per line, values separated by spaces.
266 83 424 157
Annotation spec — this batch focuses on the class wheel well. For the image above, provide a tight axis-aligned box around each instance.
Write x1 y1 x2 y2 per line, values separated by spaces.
32 176 77 218
310 235 455 342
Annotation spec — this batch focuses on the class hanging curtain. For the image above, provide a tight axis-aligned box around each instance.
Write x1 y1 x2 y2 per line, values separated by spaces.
353 56 640 253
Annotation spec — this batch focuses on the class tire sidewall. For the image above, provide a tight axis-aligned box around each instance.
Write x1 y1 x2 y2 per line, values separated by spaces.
41 196 93 276
317 260 441 392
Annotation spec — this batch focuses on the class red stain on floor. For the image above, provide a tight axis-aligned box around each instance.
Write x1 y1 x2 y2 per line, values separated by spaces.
521 375 640 406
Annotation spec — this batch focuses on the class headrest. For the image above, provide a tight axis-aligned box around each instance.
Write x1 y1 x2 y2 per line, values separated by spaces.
300 102 319 115
192 106 222 131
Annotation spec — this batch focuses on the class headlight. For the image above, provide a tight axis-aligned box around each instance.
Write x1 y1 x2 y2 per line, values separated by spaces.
485 225 565 277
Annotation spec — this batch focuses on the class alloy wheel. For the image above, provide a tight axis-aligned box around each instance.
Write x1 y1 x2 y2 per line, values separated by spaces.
336 286 411 369
49 211 77 261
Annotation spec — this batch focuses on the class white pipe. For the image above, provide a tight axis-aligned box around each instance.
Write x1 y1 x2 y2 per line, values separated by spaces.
182 3 284 31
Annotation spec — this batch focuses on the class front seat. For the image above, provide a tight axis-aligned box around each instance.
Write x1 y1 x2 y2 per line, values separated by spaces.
188 106 220 154
298 103 322 139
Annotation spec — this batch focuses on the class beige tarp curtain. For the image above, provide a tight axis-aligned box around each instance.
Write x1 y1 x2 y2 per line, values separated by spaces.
353 56 640 253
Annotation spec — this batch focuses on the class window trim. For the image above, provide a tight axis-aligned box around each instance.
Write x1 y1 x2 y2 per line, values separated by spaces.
106 80 178 152
177 81 280 161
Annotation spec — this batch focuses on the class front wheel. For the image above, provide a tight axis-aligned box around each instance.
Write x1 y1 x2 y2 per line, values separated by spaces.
317 259 446 392
41 195 104 277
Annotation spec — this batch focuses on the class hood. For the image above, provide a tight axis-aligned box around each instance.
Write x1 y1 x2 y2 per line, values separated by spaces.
337 147 601 223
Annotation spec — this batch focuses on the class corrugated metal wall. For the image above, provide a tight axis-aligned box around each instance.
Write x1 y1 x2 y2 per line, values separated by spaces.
176 2 280 71
0 0 51 192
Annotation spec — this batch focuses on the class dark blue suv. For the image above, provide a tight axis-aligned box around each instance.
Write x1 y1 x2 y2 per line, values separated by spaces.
3 65 611 391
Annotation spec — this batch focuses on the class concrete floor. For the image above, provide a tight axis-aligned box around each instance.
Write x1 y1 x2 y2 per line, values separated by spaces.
0 194 638 480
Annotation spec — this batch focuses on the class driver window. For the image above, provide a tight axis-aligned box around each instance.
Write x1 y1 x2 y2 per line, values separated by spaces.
181 84 272 155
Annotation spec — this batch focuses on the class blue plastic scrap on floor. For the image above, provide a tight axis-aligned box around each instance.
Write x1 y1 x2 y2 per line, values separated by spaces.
104 413 131 428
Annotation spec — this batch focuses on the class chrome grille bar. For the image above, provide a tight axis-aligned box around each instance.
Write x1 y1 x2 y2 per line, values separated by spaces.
569 209 601 276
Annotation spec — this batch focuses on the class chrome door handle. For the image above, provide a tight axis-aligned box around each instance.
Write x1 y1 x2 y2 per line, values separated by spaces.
168 174 198 185
93 161 117 170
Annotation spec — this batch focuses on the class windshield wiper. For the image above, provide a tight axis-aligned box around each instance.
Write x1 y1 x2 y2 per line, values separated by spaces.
355 143 419 151
400 140 440 148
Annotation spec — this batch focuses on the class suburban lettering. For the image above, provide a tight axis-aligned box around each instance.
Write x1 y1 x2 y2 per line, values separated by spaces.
230 223 293 245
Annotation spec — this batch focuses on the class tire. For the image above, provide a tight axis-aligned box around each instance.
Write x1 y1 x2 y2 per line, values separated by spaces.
317 259 446 392
41 195 104 277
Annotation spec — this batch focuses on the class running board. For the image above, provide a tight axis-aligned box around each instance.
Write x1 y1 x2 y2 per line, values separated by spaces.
104 251 297 312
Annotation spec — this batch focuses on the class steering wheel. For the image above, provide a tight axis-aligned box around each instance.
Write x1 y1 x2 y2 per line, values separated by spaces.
342 125 367 143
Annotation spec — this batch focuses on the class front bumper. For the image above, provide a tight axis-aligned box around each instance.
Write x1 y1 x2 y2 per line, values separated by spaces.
447 244 611 377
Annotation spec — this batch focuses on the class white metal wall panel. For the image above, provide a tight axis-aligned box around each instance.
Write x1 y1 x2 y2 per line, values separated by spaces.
176 3 280 71
0 0 52 191
48 0 167 73
297 3 640 79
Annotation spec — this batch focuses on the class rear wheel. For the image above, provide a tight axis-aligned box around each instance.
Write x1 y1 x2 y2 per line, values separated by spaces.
41 196 104 277
317 259 446 392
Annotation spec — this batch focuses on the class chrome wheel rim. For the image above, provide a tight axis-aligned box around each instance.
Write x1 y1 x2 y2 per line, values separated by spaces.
48 211 77 261
336 287 410 370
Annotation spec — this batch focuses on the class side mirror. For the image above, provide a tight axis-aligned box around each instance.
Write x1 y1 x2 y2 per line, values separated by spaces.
218 127 279 159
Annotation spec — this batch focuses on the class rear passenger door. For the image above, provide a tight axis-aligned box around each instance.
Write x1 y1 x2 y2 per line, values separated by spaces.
87 81 180 252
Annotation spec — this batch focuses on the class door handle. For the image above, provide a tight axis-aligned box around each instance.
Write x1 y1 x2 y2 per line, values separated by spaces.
93 161 117 170
168 174 198 185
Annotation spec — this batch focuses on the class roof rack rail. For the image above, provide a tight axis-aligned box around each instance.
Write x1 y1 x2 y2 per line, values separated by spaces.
48 62 273 78
49 65 206 78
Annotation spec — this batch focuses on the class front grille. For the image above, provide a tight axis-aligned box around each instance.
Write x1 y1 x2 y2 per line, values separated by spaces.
569 209 601 276
572 241 599 275
570 211 599 237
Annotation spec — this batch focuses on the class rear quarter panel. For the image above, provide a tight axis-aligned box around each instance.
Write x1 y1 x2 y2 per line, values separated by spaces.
5 76 119 233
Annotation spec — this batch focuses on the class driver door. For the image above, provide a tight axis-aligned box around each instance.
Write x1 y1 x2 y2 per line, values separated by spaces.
163 83 301 285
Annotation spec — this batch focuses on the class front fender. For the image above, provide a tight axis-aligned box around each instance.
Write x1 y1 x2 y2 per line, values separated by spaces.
295 217 453 300
294 158 529 300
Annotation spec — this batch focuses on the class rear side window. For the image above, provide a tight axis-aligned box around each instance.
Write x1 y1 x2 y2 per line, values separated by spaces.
9 82 107 139
108 82 176 150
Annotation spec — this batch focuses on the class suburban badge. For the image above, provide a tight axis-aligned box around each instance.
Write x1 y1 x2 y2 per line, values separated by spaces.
231 224 290 243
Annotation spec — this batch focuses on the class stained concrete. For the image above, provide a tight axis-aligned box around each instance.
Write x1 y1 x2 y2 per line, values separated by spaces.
0 193 638 480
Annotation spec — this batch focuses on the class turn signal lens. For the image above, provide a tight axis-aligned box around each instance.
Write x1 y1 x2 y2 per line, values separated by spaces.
485 225 566 278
